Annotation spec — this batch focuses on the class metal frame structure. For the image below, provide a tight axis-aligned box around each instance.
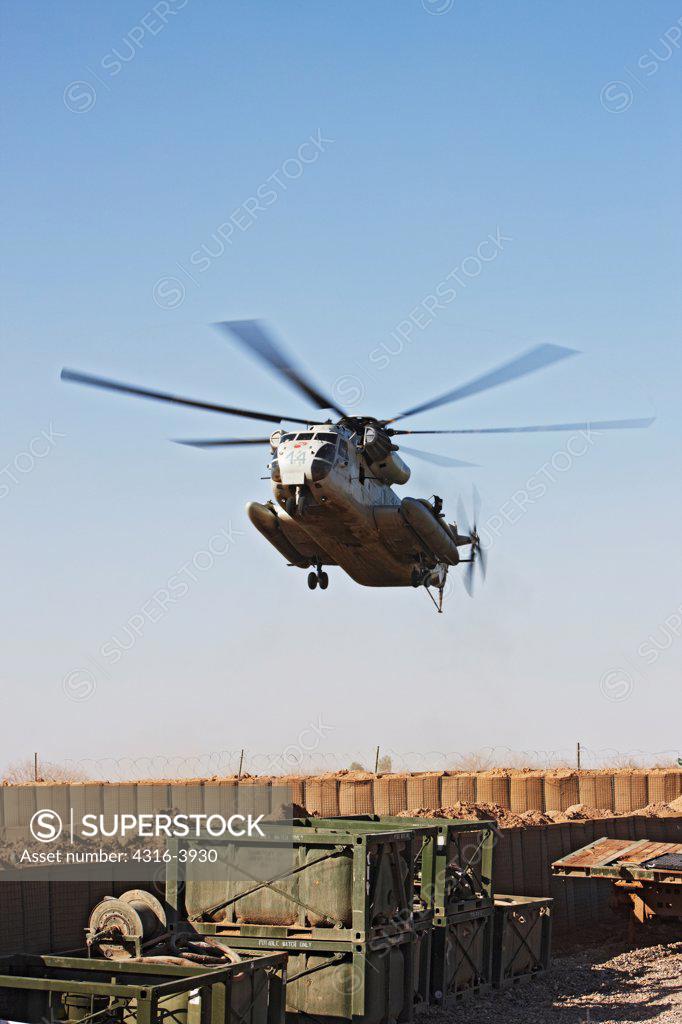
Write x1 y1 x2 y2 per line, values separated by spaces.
491 895 552 989
165 825 419 943
552 836 682 926
411 908 433 1009
298 815 496 914
168 930 416 1022
164 825 422 1021
429 906 494 1007
0 952 287 1024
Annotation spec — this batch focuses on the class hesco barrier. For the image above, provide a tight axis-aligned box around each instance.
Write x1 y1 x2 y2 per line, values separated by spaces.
496 815 682 934
440 773 477 804
476 772 511 808
543 772 580 812
510 772 545 813
2 770 681 827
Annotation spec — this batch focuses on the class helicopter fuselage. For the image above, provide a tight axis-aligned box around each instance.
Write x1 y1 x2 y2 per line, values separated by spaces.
246 423 462 588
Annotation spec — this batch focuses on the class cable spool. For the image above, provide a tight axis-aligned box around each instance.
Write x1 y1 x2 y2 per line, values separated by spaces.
87 889 166 959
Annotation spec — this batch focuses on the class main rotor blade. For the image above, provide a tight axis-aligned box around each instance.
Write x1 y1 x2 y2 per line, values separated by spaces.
386 343 577 423
61 369 311 425
173 437 271 448
398 445 478 468
215 320 347 417
390 416 655 435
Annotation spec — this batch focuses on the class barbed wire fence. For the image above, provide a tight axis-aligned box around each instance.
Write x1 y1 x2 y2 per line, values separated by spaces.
4 746 680 782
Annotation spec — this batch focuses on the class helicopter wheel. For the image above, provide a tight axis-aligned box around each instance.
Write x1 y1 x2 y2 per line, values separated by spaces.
285 497 296 517
318 571 329 590
410 568 422 588
307 571 318 590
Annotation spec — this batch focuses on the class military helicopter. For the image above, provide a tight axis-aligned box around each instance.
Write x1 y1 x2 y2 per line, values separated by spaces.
62 320 653 612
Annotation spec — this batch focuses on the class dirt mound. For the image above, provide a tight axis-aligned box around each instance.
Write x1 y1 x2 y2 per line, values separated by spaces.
633 799 682 817
563 803 614 819
393 800 670 828
396 802 556 828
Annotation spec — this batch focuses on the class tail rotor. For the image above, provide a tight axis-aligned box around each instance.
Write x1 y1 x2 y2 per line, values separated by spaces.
458 485 487 596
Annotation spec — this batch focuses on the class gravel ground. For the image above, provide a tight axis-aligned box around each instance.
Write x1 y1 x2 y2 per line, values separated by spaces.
420 930 682 1024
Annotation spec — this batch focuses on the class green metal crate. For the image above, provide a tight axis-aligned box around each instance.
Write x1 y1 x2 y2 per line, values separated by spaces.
429 907 493 1007
283 937 414 1024
299 815 495 915
491 895 552 988
412 909 433 1009
174 929 415 1024
0 951 286 1024
165 824 419 944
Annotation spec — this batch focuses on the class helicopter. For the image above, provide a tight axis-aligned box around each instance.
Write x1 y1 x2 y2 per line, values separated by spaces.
62 320 653 612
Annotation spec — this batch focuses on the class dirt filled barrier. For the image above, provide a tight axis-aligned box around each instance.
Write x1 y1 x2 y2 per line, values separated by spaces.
303 774 340 816
2 770 681 827
0 877 148 955
373 773 409 814
544 771 580 811
441 772 477 804
510 771 545 813
406 772 441 808
338 772 374 814
477 771 511 808
647 768 682 804
492 814 682 934
613 771 648 814
578 772 615 811
277 774 306 808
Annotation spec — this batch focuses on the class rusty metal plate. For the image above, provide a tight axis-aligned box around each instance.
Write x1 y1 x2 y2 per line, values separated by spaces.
552 837 682 881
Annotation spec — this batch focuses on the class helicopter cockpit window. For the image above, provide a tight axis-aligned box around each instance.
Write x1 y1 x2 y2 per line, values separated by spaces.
315 432 338 443
280 433 296 443
296 432 314 440
310 442 336 482
315 443 336 462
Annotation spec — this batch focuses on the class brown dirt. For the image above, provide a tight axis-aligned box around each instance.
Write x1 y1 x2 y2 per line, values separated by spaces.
419 928 682 1024
634 801 682 817
333 769 375 781
562 803 615 819
396 802 555 827
396 798 682 827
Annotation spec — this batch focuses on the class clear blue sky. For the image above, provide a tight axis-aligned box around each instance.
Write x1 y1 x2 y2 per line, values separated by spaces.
1 1 680 775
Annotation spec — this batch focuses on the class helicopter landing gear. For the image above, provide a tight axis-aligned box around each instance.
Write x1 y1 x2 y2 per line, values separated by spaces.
412 562 447 612
308 562 329 591
411 561 432 588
